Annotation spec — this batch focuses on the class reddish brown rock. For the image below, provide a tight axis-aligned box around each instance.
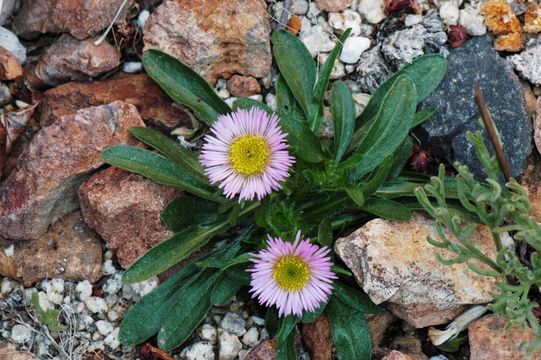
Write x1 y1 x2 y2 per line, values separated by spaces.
1 102 38 154
367 311 396 346
36 73 191 130
0 101 144 240
144 0 272 85
227 75 261 97
301 315 333 360
335 213 499 328
0 211 102 286
25 34 120 90
0 47 23 80
245 339 276 360
469 315 541 360
315 0 353 12
12 0 133 40
79 167 181 268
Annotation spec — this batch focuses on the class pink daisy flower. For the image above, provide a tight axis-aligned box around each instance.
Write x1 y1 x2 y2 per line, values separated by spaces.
248 231 337 317
199 108 294 202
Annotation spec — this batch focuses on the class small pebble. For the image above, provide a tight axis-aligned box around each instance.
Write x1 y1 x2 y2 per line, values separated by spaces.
220 313 246 336
10 324 32 344
85 296 109 314
181 341 215 360
340 36 371 64
218 331 243 360
43 279 64 305
96 320 114 336
76 280 93 301
122 61 143 73
199 323 218 343
242 327 260 347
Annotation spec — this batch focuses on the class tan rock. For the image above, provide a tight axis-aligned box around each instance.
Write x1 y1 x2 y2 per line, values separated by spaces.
524 5 541 33
0 47 23 80
480 0 524 52
227 75 261 97
12 0 133 40
36 73 192 130
493 31 524 52
469 315 541 359
315 0 353 12
79 167 181 268
0 344 34 359
245 339 276 360
301 315 333 360
0 211 102 286
25 34 120 90
334 213 499 328
0 101 144 240
144 0 272 85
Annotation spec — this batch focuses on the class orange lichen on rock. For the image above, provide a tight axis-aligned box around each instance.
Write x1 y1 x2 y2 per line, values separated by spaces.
524 5 541 33
480 0 523 51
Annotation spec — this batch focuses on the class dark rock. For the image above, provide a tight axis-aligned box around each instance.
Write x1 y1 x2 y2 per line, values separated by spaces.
418 35 532 179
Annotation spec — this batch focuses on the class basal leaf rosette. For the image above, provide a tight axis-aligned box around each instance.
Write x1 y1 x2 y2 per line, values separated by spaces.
200 107 295 202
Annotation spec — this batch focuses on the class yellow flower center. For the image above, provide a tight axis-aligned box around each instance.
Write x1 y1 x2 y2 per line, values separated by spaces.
273 255 311 292
229 135 270 176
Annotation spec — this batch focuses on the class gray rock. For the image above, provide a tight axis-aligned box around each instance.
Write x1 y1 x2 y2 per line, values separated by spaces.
11 324 32 344
509 44 541 87
418 35 532 179
0 26 26 63
0 0 15 26
355 45 391 93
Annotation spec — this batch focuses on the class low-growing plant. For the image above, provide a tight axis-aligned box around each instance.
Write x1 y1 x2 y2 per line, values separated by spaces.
103 28 448 357
416 131 541 357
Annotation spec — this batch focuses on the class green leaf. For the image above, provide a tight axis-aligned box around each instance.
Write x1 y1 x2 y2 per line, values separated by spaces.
272 30 316 119
360 156 394 198
317 219 333 246
143 50 231 125
102 145 219 203
276 75 305 121
387 137 414 181
122 221 230 283
301 302 327 323
411 108 436 129
327 296 372 360
265 308 280 336
276 315 297 346
346 187 365 208
210 271 243 306
119 264 198 346
331 81 356 163
129 127 206 182
361 198 411 221
158 271 220 350
276 327 297 360
233 98 274 115
350 75 417 179
161 196 220 232
280 114 325 163
333 283 382 314
312 29 352 131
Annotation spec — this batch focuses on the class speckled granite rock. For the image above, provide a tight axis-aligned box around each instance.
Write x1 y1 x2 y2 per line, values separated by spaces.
418 35 532 180
334 213 499 328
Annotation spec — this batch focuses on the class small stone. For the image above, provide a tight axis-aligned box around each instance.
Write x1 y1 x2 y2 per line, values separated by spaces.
459 5 487 36
104 327 120 350
250 316 266 326
242 327 260 347
524 5 541 33
404 14 423 27
0 26 26 63
36 291 53 311
328 10 362 35
43 279 64 305
358 0 387 24
129 277 158 299
123 61 143 73
439 1 459 26
11 325 32 344
334 213 498 327
85 296 109 314
245 339 276 360
227 75 261 97
137 10 150 30
102 260 117 276
199 324 218 343
0 47 23 80
96 320 114 336
509 44 541 87
292 0 310 15
0 277 15 295
300 23 336 57
315 0 352 12
181 341 215 360
301 315 333 360
355 45 391 93
102 274 123 295
220 312 247 336
219 331 243 360
25 34 120 90
469 315 541 359
340 36 371 64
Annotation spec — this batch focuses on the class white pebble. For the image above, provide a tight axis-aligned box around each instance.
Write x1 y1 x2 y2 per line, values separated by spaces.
0 278 15 296
459 5 487 36
218 331 243 360
137 10 150 30
130 277 158 298
122 61 143 73
292 0 309 14
300 22 336 57
265 93 277 111
318 53 346 78
340 36 371 64
199 324 218 343
405 14 423 27
43 279 64 305
357 0 387 24
102 274 122 295
3 244 13 257
250 316 265 326
220 313 246 336
96 320 114 336
104 328 120 350
241 327 259 347
181 341 215 360
102 260 116 275
440 1 459 26
328 10 362 35
36 291 53 311
85 296 108 314
10 325 31 344
76 280 93 301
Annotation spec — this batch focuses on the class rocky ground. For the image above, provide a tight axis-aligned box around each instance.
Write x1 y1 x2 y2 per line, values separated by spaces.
1 0 541 359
